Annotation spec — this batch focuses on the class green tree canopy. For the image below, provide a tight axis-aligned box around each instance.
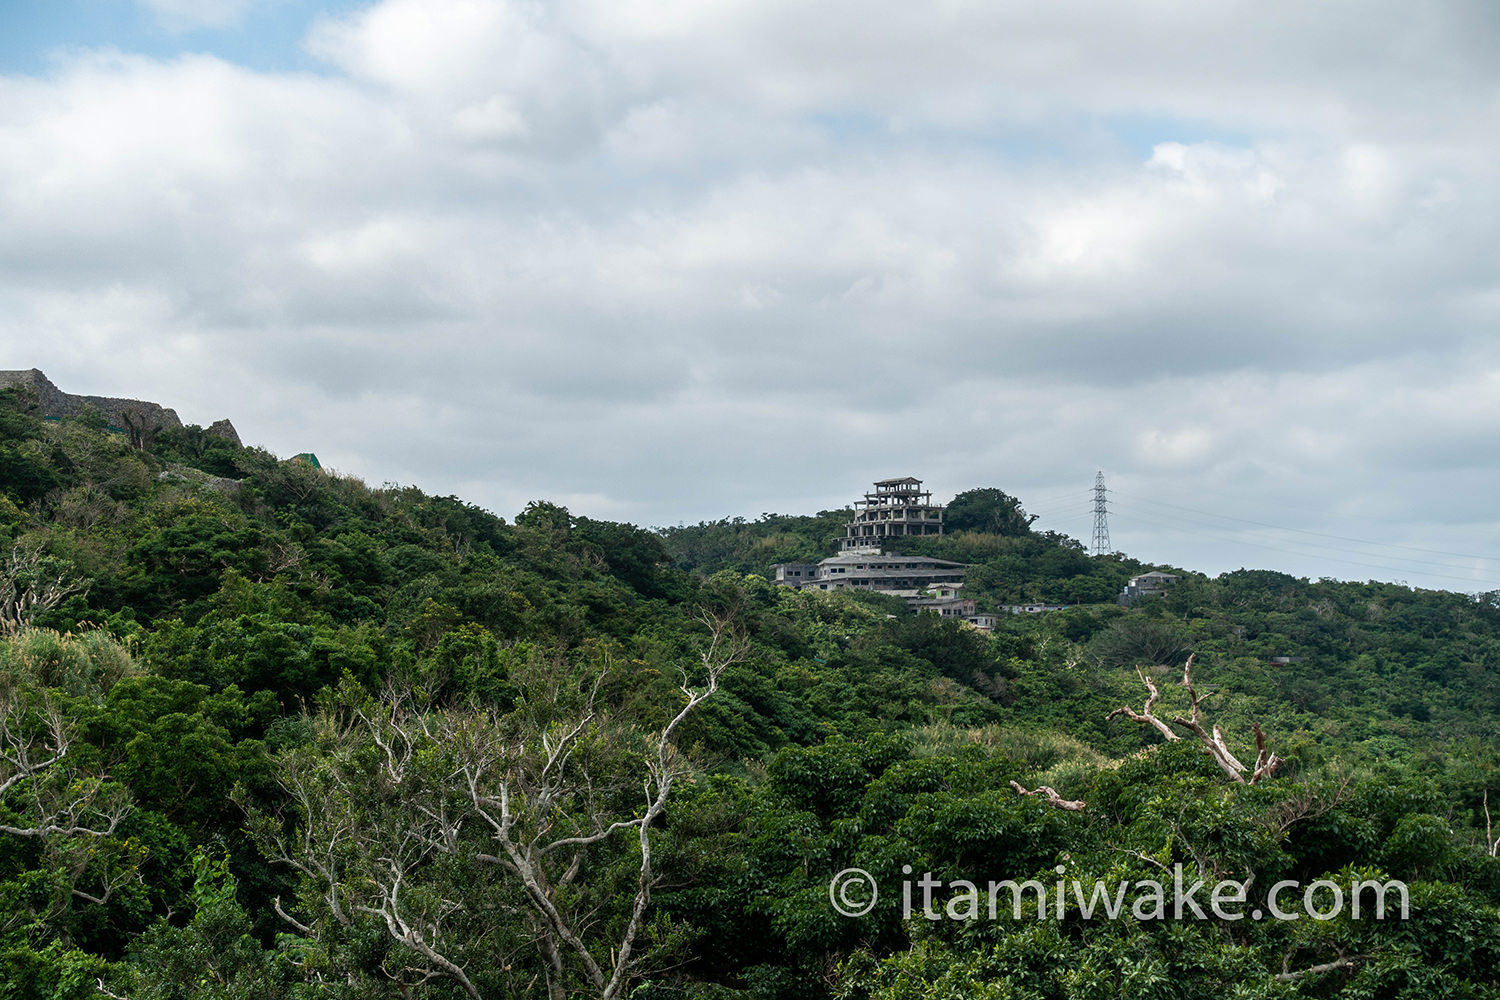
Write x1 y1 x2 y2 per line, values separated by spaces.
943 488 1037 536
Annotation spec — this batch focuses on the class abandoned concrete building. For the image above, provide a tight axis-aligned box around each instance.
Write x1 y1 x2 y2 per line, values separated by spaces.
773 477 991 626
911 582 977 618
1118 571 1180 606
772 551 967 594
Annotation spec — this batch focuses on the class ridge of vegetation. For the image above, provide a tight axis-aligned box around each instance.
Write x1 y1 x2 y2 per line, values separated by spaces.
1 385 1497 999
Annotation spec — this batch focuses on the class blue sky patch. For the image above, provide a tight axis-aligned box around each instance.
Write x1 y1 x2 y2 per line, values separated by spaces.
0 0 365 76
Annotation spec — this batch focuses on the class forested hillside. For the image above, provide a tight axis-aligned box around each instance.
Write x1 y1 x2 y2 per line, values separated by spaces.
2 386 1498 999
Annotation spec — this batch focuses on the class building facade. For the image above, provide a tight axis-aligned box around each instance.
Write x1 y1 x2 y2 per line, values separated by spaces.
1118 571 1180 606
773 552 967 593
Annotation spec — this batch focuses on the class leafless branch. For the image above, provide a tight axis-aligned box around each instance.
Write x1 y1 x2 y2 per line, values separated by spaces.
0 542 89 632
1275 947 1366 981
273 896 314 936
255 608 748 1000
0 696 70 797
0 694 130 838
1009 780 1086 811
1104 667 1181 743
1263 771 1354 835
1107 655 1282 784
1109 846 1170 872
354 855 481 1000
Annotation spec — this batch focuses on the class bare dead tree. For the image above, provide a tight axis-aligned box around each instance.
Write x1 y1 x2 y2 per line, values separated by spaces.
1106 655 1282 785
457 611 748 1000
1008 780 1086 811
264 538 306 577
94 980 131 1000
246 689 484 998
0 542 90 633
0 692 129 838
252 610 748 1000
355 839 481 999
1485 790 1499 858
0 688 135 937
0 695 69 802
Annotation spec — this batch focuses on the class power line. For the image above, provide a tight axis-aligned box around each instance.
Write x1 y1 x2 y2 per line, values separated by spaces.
1104 496 1476 573
1012 479 1500 589
1109 488 1500 566
1108 498 1500 589
1023 488 1093 509
1027 500 1097 519
1107 493 1500 577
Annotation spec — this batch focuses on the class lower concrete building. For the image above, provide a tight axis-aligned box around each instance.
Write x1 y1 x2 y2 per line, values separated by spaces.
773 552 966 593
1118 571 1180 606
773 550 995 624
911 583 977 618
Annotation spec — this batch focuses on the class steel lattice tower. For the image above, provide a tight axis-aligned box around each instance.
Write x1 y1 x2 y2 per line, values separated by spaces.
1091 471 1111 557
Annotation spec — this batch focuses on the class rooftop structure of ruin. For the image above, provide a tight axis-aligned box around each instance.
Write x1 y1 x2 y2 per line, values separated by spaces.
839 476 945 552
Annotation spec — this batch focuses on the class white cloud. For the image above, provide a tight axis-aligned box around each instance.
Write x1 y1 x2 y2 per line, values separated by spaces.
3 0 1500 589
304 0 633 155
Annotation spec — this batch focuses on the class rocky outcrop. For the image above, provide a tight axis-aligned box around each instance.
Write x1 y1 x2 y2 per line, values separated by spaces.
205 418 242 447
0 368 181 432
0 368 240 446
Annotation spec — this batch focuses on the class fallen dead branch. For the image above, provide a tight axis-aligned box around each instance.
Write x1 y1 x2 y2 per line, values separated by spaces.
1009 780 1085 811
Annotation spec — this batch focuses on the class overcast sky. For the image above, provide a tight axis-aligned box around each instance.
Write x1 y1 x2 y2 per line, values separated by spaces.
4 0 1500 592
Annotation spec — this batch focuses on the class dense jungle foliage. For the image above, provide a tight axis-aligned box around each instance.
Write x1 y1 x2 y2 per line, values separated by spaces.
1 385 1498 999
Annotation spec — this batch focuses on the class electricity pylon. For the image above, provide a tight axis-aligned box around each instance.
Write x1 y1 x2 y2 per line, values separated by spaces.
1091 471 1111 557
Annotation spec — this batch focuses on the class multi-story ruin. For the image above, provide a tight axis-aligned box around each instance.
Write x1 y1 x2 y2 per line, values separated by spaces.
839 476 945 552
